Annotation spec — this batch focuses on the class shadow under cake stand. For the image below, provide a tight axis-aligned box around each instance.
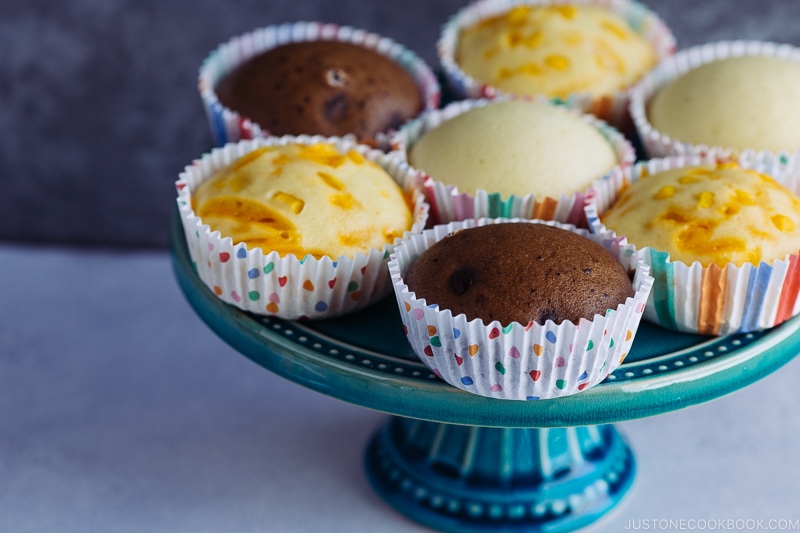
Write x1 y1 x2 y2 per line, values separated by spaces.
170 214 800 533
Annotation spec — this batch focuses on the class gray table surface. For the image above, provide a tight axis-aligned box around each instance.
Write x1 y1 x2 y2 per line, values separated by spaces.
2 244 799 533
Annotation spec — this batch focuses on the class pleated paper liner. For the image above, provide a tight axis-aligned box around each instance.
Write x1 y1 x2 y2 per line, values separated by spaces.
176 135 429 320
586 153 800 335
389 218 653 400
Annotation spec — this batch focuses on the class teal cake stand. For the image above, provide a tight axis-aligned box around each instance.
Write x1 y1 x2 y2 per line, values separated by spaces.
170 213 800 532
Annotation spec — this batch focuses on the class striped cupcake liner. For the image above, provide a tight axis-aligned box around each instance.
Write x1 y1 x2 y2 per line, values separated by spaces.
586 154 800 335
389 218 653 400
176 135 429 320
389 96 635 227
638 248 800 335
437 0 676 131
629 40 800 161
198 21 441 148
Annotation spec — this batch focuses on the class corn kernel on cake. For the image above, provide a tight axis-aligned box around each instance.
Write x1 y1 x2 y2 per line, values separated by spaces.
602 162 800 267
192 143 413 259
456 4 656 98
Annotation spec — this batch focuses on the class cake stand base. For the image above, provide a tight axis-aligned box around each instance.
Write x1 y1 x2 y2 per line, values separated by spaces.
365 417 634 533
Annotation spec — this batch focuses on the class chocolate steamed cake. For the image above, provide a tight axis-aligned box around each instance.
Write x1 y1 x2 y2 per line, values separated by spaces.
404 223 634 326
215 41 424 140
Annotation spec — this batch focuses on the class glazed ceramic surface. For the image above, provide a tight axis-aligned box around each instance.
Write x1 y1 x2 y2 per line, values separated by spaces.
171 209 800 428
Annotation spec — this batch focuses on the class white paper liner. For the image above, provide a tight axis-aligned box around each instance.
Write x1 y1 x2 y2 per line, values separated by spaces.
198 21 441 148
389 218 653 400
630 40 800 162
176 135 429 320
388 96 635 227
586 154 800 335
437 0 676 130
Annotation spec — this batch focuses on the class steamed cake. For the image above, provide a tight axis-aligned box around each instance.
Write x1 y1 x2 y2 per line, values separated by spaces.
192 142 413 259
403 222 635 326
602 162 800 267
455 4 657 98
407 99 618 198
215 41 424 140
648 55 800 152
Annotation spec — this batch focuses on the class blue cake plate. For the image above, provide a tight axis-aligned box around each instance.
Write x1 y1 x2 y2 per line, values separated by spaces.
170 210 800 532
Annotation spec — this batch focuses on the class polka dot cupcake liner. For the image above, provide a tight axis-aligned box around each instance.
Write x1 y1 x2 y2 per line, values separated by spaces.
176 135 429 320
586 154 800 335
198 21 441 150
388 218 653 401
629 40 800 161
437 0 675 132
389 96 635 227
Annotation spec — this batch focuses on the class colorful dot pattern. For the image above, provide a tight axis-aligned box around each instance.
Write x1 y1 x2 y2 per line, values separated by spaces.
187 218 402 319
204 245 379 316
405 298 644 399
178 117 430 322
392 222 654 400
181 159 430 321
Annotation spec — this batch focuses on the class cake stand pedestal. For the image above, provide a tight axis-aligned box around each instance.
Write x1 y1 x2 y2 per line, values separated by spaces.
171 212 800 532
365 419 634 532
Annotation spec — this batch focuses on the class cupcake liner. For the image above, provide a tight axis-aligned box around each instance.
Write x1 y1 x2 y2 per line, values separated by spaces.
176 135 429 320
389 96 635 227
437 0 676 131
586 154 800 335
388 218 653 400
630 40 800 160
198 21 441 148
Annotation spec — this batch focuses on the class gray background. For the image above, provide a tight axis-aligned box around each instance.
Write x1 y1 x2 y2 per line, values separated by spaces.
4 0 800 248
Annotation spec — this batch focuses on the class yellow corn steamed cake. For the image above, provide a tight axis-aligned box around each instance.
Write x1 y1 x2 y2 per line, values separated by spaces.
408 99 618 198
456 4 657 98
648 56 800 152
602 162 800 267
192 143 413 259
